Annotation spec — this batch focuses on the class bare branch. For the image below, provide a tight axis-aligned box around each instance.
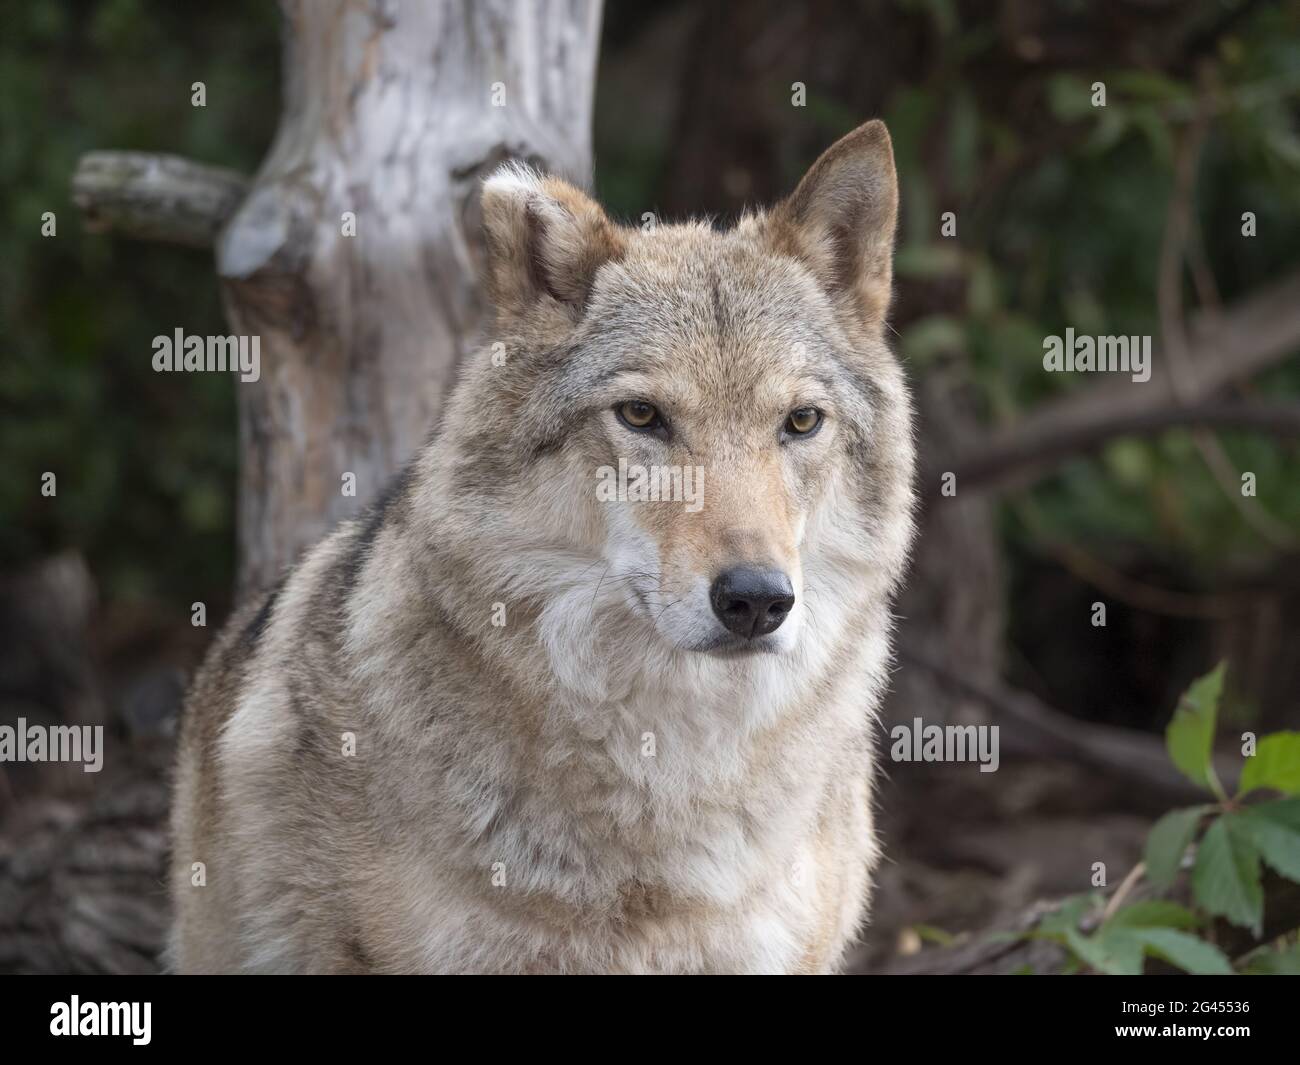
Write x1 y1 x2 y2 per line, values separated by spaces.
943 399 1300 494
71 151 250 249
941 263 1300 495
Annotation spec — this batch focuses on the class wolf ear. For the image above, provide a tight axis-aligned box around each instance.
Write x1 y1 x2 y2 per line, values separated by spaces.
480 164 625 321
768 120 898 330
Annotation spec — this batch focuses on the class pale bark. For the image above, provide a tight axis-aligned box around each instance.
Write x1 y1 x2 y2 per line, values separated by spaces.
71 152 249 248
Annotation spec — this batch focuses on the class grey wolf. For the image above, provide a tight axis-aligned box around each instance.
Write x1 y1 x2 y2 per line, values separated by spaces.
170 120 916 974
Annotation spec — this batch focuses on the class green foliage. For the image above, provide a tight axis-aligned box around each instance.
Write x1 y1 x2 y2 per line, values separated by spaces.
1239 800 1300 881
1039 894 1231 976
1193 816 1263 934
946 4 1300 594
911 923 959 947
1240 733 1300 797
1025 664 1300 973
0 1 278 605
900 314 965 366
1166 663 1227 798
1143 807 1206 893
1125 928 1233 976
1240 940 1300 974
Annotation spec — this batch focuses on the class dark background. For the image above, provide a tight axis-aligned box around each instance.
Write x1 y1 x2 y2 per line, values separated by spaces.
2 0 1298 972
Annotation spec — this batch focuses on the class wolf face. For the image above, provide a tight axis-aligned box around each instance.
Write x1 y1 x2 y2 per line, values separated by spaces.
459 121 914 666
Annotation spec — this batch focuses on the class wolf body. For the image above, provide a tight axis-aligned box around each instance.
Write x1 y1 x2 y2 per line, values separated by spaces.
170 121 916 973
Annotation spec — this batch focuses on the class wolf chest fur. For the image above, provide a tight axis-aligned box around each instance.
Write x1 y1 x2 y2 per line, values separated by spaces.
170 120 916 974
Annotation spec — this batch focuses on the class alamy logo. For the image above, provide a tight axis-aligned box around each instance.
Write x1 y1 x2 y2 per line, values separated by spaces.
596 459 705 513
1042 328 1151 383
50 997 151 1045
890 717 1000 773
0 718 103 773
152 328 261 382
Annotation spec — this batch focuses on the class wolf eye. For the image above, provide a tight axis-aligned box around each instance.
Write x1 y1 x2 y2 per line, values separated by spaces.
784 407 823 437
616 400 664 433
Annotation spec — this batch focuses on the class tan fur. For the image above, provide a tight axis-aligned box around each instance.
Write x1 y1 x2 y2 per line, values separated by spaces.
170 121 916 974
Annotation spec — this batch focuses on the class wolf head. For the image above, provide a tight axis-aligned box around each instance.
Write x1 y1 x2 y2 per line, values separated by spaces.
432 121 914 676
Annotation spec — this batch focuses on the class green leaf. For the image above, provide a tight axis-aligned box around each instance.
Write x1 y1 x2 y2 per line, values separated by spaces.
1036 893 1098 936
913 923 958 947
1104 900 1199 932
1132 108 1175 163
1103 438 1154 488
1166 663 1226 797
1241 942 1300 975
1132 928 1233 975
1067 923 1230 975
894 244 963 279
1238 798 1300 883
1110 70 1193 104
1085 108 1129 154
900 314 966 365
1046 74 1095 122
966 256 999 316
1247 796 1300 830
1145 806 1206 891
1239 731 1300 797
1065 927 1144 976
1192 816 1263 934
946 86 980 199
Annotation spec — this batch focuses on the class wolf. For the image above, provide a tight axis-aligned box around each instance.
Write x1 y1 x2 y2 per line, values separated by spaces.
169 120 916 974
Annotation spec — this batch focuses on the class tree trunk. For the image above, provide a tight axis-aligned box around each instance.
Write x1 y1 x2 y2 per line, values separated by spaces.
219 0 604 595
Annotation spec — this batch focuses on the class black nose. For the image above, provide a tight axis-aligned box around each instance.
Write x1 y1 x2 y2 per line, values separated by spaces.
710 567 795 639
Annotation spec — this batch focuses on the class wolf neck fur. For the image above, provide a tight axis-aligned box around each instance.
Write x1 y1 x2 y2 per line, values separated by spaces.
339 451 880 862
